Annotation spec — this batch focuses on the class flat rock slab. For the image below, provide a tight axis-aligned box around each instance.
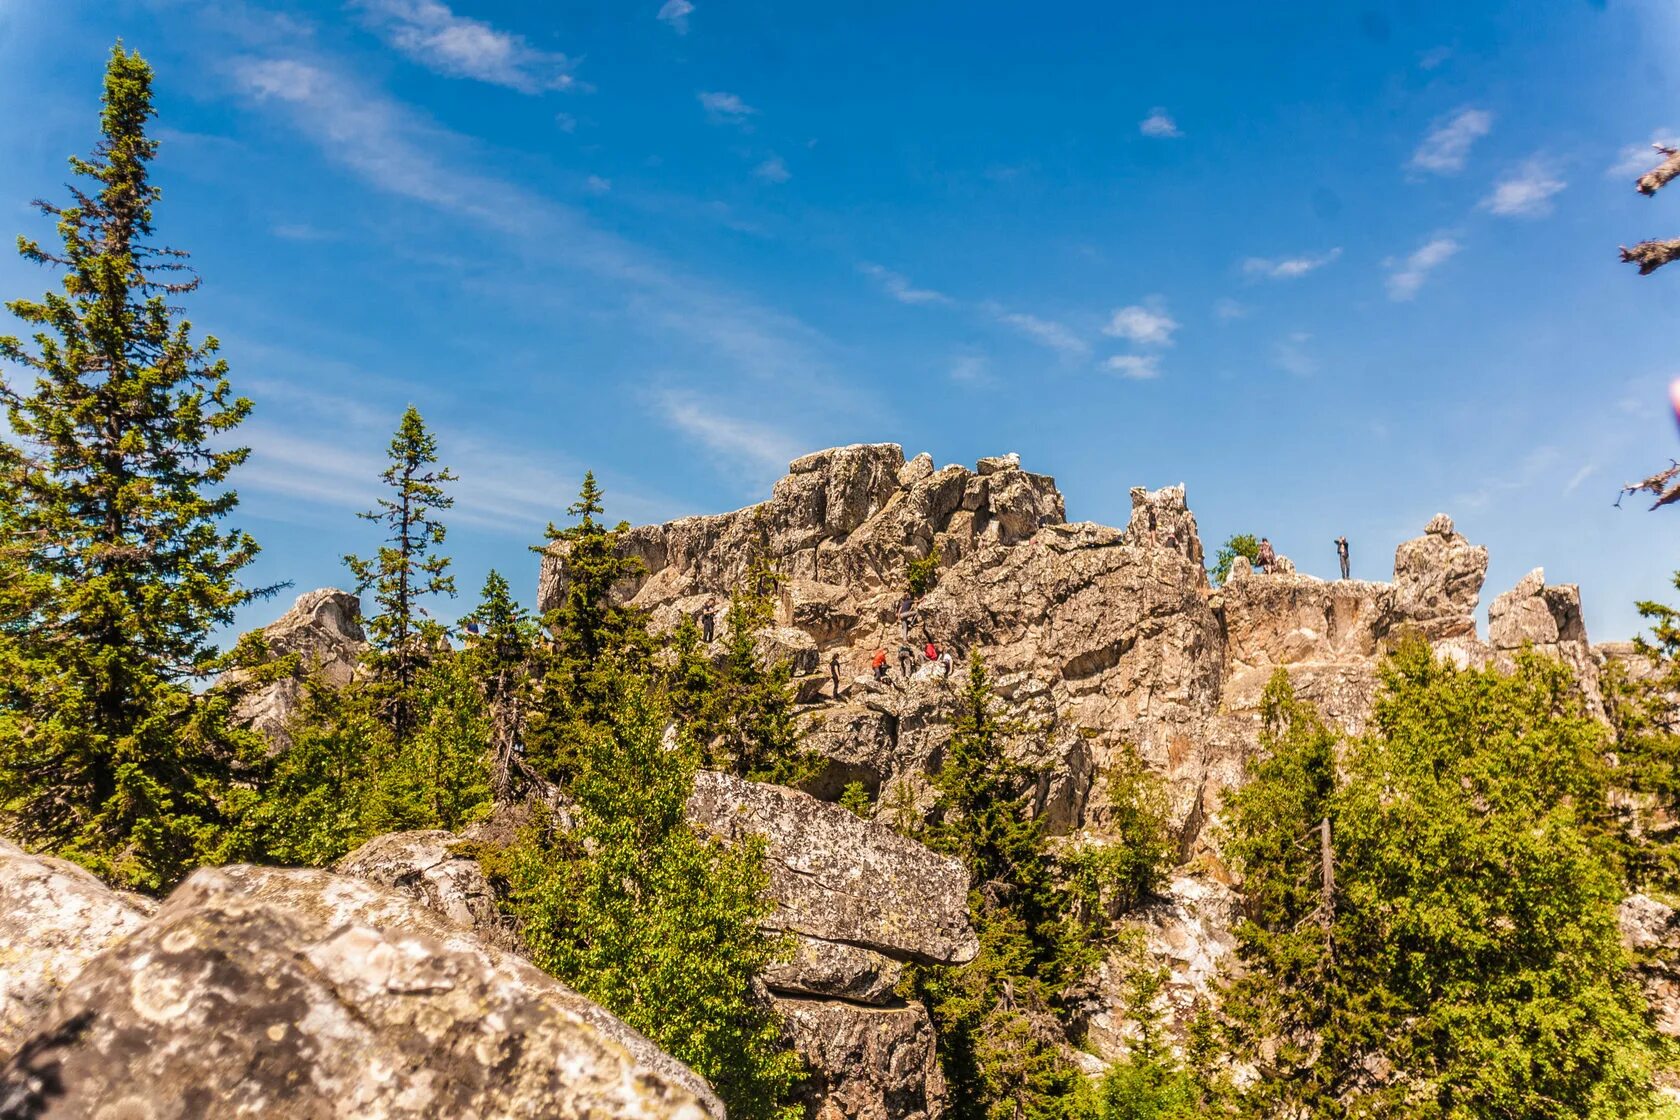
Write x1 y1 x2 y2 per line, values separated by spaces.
686 771 978 966
0 866 722 1120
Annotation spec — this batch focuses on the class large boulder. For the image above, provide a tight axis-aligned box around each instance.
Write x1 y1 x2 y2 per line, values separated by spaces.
334 830 521 954
0 841 153 1055
222 588 366 751
0 865 722 1119
1387 514 1488 642
1622 893 1680 1038
774 997 946 1120
685 771 978 966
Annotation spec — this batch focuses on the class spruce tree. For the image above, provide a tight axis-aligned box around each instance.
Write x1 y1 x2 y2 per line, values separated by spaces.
0 44 266 889
462 569 537 802
526 472 650 779
344 405 456 745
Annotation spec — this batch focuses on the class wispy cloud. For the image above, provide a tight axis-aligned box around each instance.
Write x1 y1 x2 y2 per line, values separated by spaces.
1214 298 1249 320
1610 131 1680 178
1103 354 1161 380
352 0 573 93
1273 331 1316 377
1564 462 1597 496
753 154 790 183
1418 45 1453 71
859 263 951 306
950 352 993 385
584 174 611 194
1482 158 1566 217
1409 107 1492 174
657 0 694 34
1242 247 1341 280
699 90 755 125
987 305 1090 358
652 389 803 479
1103 303 1179 346
1385 236 1460 300
1139 108 1181 138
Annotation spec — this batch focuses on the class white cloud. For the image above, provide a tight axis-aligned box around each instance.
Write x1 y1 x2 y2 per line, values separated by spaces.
1409 108 1492 174
1564 463 1597 496
555 112 577 133
1242 247 1341 280
1482 158 1566 217
353 0 573 93
1418 45 1452 70
859 263 950 306
699 90 755 125
657 0 694 34
584 175 611 193
1103 303 1179 347
1103 354 1161 380
753 155 790 183
1273 331 1316 377
950 353 992 385
1214 298 1249 320
1139 108 1181 138
653 390 802 477
1385 236 1461 300
989 307 1090 358
1609 132 1680 178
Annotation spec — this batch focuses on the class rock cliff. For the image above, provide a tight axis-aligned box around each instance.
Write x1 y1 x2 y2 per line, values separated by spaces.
547 443 1631 1070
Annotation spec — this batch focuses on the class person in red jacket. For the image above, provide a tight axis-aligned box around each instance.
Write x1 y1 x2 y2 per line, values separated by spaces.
924 641 938 661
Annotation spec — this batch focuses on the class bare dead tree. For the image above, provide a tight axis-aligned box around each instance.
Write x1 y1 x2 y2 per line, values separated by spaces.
1620 144 1680 274
1619 460 1680 510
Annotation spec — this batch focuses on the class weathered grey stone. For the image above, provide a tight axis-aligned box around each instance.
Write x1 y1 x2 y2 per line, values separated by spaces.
1389 514 1488 641
0 865 723 1118
334 829 521 954
685 771 978 965
0 840 153 1055
763 937 905 1005
975 452 1020 475
1622 894 1680 1038
774 996 946 1120
221 588 367 751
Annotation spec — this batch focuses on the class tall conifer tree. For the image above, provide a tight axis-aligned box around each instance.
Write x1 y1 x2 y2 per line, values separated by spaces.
344 405 456 745
0 44 265 888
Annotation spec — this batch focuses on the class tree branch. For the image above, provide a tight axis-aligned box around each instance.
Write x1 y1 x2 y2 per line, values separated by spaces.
1620 239 1680 275
1638 144 1680 197
1619 460 1680 510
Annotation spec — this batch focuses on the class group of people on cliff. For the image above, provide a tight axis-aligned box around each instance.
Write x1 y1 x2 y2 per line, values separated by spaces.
864 592 953 693
1249 535 1352 580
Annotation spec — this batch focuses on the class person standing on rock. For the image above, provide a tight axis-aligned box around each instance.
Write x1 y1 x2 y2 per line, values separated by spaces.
830 652 842 700
699 597 719 643
1256 538 1276 574
939 649 954 679
871 647 889 681
1334 536 1350 580
896 593 916 640
898 643 916 679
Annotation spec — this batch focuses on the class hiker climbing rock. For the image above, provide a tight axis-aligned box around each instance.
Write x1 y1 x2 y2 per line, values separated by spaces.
1256 538 1276 574
830 652 842 700
699 596 719 643
871 647 888 681
896 593 916 639
898 643 916 679
939 649 954 679
924 640 938 662
1334 536 1350 580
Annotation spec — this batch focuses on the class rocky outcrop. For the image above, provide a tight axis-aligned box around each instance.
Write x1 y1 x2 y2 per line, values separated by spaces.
334 829 522 954
0 863 722 1119
0 841 153 1055
774 996 946 1120
684 771 975 1118
221 588 366 751
1622 893 1680 1037
686 771 978 968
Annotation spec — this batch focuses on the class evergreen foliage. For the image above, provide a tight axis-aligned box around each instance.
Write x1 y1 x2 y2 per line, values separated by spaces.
461 570 538 802
1222 650 1663 1119
913 652 1107 1120
1209 534 1260 586
907 544 944 597
0 44 268 890
488 671 805 1120
525 472 651 780
344 405 457 745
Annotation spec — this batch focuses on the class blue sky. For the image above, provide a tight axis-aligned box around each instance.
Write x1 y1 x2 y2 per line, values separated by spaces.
3 0 1680 641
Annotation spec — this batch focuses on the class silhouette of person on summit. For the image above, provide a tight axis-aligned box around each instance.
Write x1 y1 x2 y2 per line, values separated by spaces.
1334 536 1350 580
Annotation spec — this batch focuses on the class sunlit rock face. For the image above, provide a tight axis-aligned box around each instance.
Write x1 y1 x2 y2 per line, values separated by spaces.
565 444 1619 1069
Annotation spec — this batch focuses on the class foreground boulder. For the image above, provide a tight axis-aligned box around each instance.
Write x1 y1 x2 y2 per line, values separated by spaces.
774 996 947 1120
1 865 722 1119
0 841 153 1055
334 830 521 954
